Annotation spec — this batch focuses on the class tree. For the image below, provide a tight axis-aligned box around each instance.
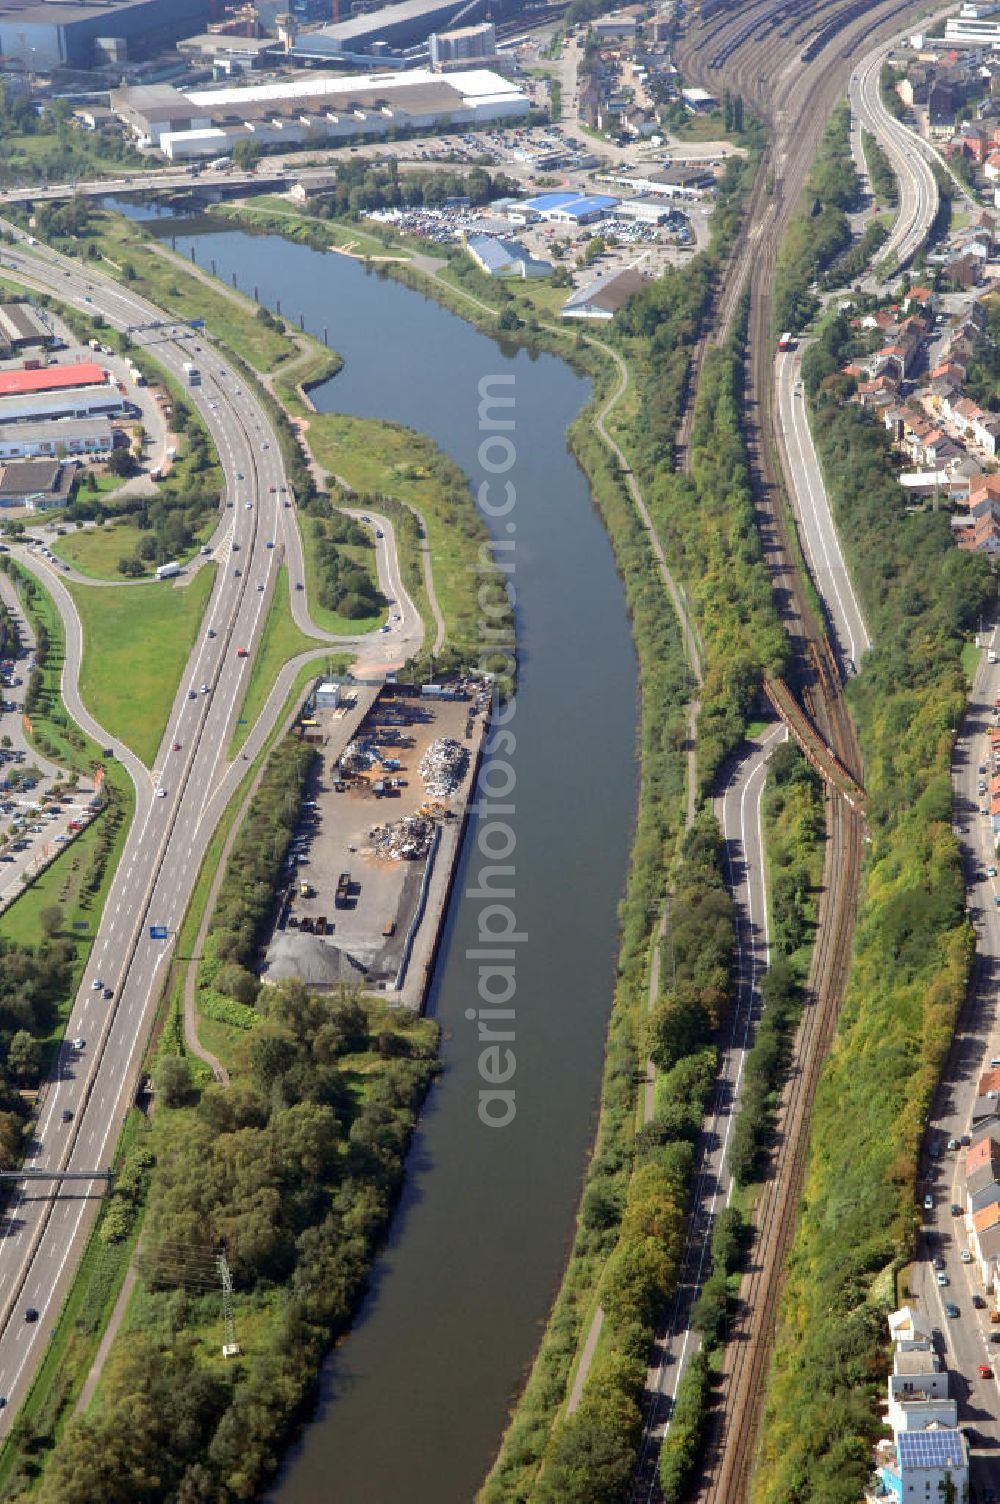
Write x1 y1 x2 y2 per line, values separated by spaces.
8 1029 41 1084
155 1054 194 1108
231 139 261 171
40 904 63 937
106 447 137 478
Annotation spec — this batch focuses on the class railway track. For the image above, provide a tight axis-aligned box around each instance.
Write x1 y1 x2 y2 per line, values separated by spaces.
627 1 936 1499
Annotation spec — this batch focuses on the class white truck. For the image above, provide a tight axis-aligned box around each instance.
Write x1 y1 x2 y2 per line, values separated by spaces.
155 561 181 581
182 361 201 387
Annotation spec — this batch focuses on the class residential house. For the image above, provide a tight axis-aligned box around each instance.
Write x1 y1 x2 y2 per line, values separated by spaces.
948 250 985 286
903 283 935 313
877 1431 968 1504
973 1199 1000 1286
965 1128 1000 1193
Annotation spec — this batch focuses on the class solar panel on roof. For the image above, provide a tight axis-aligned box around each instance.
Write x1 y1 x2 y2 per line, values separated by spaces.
897 1430 965 1469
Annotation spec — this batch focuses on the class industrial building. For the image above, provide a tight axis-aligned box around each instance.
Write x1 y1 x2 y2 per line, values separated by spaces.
429 20 495 67
0 458 74 508
0 303 52 356
110 83 213 145
521 191 620 224
0 375 125 425
561 265 650 320
113 67 529 158
0 418 115 460
465 234 551 277
944 13 1000 43
287 0 485 64
0 0 209 71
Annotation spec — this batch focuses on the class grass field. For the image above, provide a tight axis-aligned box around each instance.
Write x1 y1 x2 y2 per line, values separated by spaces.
70 568 216 766
228 567 320 755
962 639 981 685
303 412 482 646
54 518 216 581
82 211 294 375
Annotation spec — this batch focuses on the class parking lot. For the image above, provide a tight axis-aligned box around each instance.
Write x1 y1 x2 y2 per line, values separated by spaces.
0 573 99 910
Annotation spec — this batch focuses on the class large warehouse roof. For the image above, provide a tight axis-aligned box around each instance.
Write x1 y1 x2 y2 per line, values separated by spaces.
0 362 106 397
184 66 520 110
289 0 472 47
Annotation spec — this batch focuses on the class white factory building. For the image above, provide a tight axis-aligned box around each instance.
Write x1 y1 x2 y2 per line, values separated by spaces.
0 383 126 426
944 13 1000 44
0 418 114 461
113 68 529 160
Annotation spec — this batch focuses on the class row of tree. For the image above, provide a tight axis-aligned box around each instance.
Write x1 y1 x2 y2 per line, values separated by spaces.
772 101 859 335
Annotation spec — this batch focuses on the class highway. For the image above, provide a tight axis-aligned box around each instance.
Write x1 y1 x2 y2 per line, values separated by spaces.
0 225 424 1428
850 36 939 273
775 346 871 674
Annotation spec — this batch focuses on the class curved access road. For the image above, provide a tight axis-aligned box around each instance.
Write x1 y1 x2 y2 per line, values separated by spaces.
0 227 421 1434
850 37 938 273
630 723 787 1502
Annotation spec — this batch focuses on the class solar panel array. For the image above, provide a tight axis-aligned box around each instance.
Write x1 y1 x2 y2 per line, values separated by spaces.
897 1430 965 1469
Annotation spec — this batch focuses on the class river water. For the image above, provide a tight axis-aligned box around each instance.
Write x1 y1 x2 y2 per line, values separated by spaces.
121 203 640 1502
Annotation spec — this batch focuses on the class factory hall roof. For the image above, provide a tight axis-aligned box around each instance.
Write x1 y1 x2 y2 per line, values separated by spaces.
0 362 106 398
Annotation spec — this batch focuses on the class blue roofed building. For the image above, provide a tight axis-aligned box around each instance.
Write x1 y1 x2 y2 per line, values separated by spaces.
876 1429 968 1503
465 235 551 279
521 191 619 224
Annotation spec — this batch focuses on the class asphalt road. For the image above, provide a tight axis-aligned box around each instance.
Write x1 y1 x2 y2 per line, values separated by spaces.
775 346 871 674
0 223 423 1427
850 37 939 273
905 640 1000 1498
631 724 787 1500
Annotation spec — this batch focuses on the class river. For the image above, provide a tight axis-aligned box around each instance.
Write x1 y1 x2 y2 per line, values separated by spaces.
117 201 639 1502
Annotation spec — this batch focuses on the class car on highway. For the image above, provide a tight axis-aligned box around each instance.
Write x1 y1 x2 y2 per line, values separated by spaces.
961 1249 973 1263
933 1255 946 1270
200 684 210 695
173 742 181 751
234 568 242 577
245 502 252 511
91 979 102 991
156 788 166 799
72 1038 85 1051
256 583 264 592
24 1308 38 1323
980 1364 994 1378
237 648 248 658
975 1293 987 1308
945 1301 960 1318
952 1202 962 1215
62 1108 73 1123
266 540 274 549
295 582 303 590
936 1272 950 1286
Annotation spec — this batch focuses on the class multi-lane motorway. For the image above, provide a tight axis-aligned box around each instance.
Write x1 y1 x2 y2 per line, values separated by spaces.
850 37 939 273
0 225 423 1426
776 345 871 674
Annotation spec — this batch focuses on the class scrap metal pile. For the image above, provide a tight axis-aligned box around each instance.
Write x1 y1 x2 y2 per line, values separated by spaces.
418 737 468 799
370 814 436 861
